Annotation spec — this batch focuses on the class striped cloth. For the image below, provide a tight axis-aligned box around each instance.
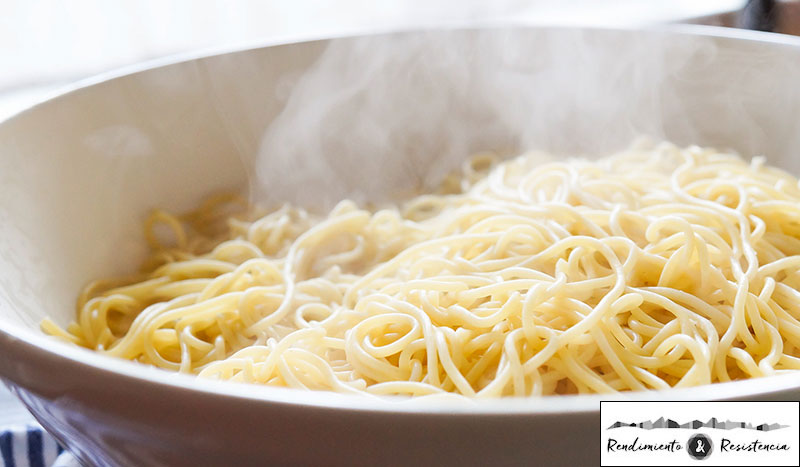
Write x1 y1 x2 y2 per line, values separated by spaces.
0 426 77 467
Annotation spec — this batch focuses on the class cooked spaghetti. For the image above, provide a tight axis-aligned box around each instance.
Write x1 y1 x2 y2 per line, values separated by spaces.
43 142 800 396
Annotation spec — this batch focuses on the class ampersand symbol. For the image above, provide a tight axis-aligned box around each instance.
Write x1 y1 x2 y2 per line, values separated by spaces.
687 434 713 460
695 440 705 453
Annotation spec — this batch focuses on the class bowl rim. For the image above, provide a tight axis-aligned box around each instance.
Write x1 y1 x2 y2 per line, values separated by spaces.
2 22 800 415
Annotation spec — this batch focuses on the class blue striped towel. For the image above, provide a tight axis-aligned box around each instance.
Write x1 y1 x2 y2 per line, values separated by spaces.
0 425 76 467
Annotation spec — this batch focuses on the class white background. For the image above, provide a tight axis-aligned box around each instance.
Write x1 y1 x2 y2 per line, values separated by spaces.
0 0 743 91
601 401 800 466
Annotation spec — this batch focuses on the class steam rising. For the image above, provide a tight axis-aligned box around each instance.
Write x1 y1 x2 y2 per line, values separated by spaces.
255 27 800 208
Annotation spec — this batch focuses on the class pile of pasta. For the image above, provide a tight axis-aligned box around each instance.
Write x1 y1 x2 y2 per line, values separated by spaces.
44 143 800 397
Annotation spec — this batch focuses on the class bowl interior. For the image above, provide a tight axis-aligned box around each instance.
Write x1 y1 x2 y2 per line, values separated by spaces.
2 25 800 383
0 38 326 329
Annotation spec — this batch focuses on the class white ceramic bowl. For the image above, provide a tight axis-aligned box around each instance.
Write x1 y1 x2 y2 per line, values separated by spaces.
2 25 800 467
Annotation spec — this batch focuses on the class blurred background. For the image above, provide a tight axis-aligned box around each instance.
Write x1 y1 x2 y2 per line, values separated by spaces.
4 0 800 120
0 0 798 426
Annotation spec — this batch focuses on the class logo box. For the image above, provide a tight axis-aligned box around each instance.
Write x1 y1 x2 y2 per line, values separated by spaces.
600 401 800 466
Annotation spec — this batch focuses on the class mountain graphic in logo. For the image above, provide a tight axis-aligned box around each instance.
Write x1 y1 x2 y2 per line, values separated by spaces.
607 417 789 431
